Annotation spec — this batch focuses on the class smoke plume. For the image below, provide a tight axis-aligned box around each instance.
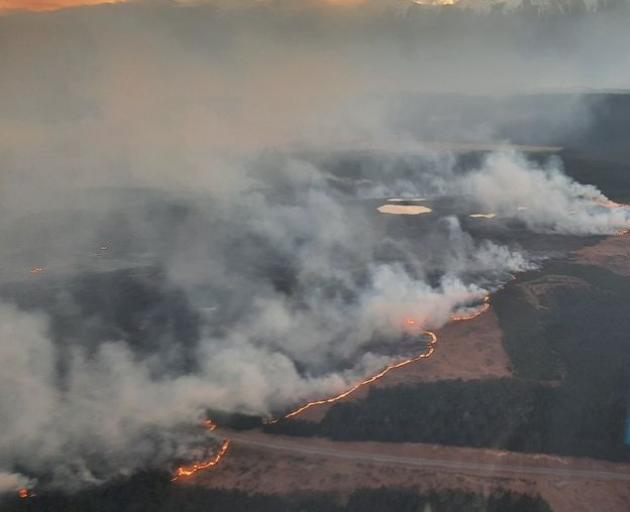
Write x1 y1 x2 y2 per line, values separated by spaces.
457 151 630 234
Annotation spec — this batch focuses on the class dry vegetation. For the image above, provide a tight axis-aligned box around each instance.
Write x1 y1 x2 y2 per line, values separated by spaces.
190 434 630 512
299 307 512 422
574 232 630 276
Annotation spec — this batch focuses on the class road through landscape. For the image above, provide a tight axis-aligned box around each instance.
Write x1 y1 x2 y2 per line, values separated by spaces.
219 429 630 482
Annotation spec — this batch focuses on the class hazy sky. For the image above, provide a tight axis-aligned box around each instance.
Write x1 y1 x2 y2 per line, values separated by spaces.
0 0 124 11
0 0 462 14
0 0 360 13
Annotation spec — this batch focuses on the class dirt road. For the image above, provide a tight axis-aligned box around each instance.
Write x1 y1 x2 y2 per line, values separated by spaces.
220 429 630 482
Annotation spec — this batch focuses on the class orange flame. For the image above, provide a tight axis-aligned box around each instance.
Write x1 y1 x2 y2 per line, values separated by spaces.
172 439 231 481
270 331 438 422
201 419 218 432
450 297 491 322
594 197 624 209
18 488 34 499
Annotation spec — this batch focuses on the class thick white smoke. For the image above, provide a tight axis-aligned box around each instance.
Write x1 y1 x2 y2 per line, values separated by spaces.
459 151 630 234
0 155 540 489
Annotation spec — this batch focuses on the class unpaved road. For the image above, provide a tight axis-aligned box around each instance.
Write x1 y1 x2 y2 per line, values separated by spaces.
221 430 630 482
197 430 630 512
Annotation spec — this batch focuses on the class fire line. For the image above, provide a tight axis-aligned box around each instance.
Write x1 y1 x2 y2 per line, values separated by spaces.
171 301 496 481
171 331 438 481
172 439 231 481
450 296 491 322
271 330 438 422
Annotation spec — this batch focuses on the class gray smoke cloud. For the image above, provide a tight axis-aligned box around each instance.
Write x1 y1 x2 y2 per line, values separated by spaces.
0 0 629 491
456 151 630 234
0 161 535 489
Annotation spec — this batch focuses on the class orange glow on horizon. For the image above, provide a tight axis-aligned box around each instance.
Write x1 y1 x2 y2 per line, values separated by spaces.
0 0 124 13
0 0 464 14
0 0 387 14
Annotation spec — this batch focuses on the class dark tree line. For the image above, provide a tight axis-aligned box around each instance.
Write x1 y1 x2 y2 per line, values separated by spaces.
0 472 550 512
266 376 629 461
